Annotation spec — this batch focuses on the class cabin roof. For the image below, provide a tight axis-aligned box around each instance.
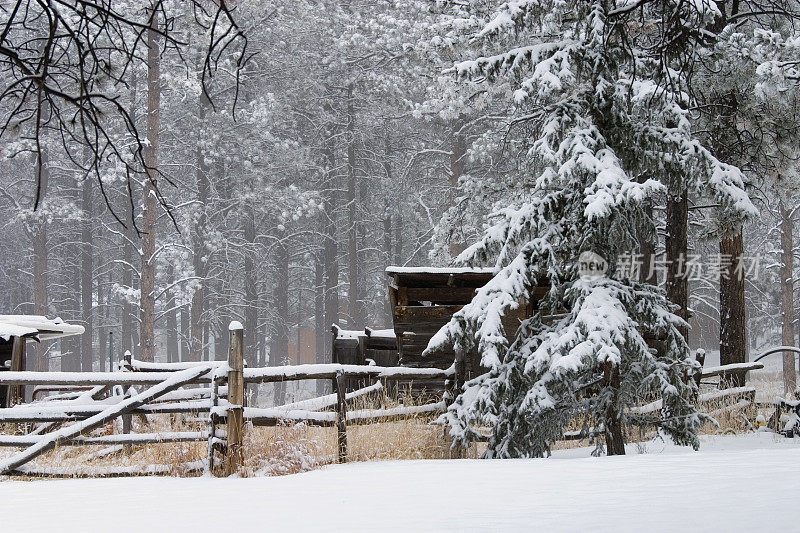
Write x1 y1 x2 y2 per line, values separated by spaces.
0 315 85 342
385 266 497 289
384 266 497 275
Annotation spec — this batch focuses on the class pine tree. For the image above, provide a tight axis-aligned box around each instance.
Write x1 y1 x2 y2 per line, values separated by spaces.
428 0 757 456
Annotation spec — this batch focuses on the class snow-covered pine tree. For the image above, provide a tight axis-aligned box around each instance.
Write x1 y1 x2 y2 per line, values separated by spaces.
427 0 758 457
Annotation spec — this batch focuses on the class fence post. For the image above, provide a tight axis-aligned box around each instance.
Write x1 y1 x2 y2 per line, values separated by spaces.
122 350 132 454
225 321 245 476
335 372 347 463
206 375 220 476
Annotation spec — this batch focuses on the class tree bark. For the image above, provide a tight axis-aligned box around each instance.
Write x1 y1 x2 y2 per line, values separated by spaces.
272 229 289 405
32 150 50 372
639 203 658 285
139 10 161 362
165 265 179 364
719 228 747 387
243 202 259 368
346 84 360 329
314 248 325 366
780 201 797 393
320 129 338 395
80 169 93 372
121 226 135 356
382 130 393 327
665 190 689 342
603 362 625 455
122 70 138 358
180 305 189 363
189 90 211 362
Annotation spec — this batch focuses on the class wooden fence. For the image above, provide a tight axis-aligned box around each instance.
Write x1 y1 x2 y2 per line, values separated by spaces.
0 324 451 477
0 328 775 477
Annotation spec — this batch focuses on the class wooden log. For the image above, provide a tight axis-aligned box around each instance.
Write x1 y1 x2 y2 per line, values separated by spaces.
335 373 347 463
224 322 244 476
0 365 212 475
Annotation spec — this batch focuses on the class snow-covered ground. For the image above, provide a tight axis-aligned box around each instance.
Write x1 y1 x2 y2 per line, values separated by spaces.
2 433 798 532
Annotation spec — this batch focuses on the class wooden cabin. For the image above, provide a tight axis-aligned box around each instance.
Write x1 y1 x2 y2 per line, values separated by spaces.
386 267 544 380
332 266 548 392
0 315 85 407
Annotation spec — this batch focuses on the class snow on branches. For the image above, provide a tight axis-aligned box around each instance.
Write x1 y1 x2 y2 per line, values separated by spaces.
429 0 752 457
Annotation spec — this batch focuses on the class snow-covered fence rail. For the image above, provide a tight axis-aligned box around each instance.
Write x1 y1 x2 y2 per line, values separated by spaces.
0 323 454 476
699 362 764 379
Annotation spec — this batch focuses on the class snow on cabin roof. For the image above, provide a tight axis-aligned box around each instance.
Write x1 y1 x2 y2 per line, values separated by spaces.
385 266 497 275
334 328 363 340
365 328 395 339
0 315 85 341
333 325 397 341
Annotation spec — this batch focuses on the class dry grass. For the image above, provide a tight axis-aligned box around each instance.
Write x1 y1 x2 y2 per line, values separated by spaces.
0 386 453 480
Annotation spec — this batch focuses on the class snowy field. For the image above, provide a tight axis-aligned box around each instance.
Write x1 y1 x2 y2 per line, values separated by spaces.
2 433 798 532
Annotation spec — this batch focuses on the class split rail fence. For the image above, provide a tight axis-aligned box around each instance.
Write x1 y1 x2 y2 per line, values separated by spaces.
0 325 451 477
0 326 777 477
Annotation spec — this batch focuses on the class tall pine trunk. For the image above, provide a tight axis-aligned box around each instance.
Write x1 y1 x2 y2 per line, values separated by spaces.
346 84 360 329
139 10 161 362
320 130 338 395
449 120 466 258
780 201 797 393
665 190 689 342
190 91 211 362
244 202 259 367
122 70 138 358
80 169 93 371
32 150 50 372
180 305 190 362
165 265 179 364
272 229 289 405
383 130 394 327
603 362 625 455
719 228 747 387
